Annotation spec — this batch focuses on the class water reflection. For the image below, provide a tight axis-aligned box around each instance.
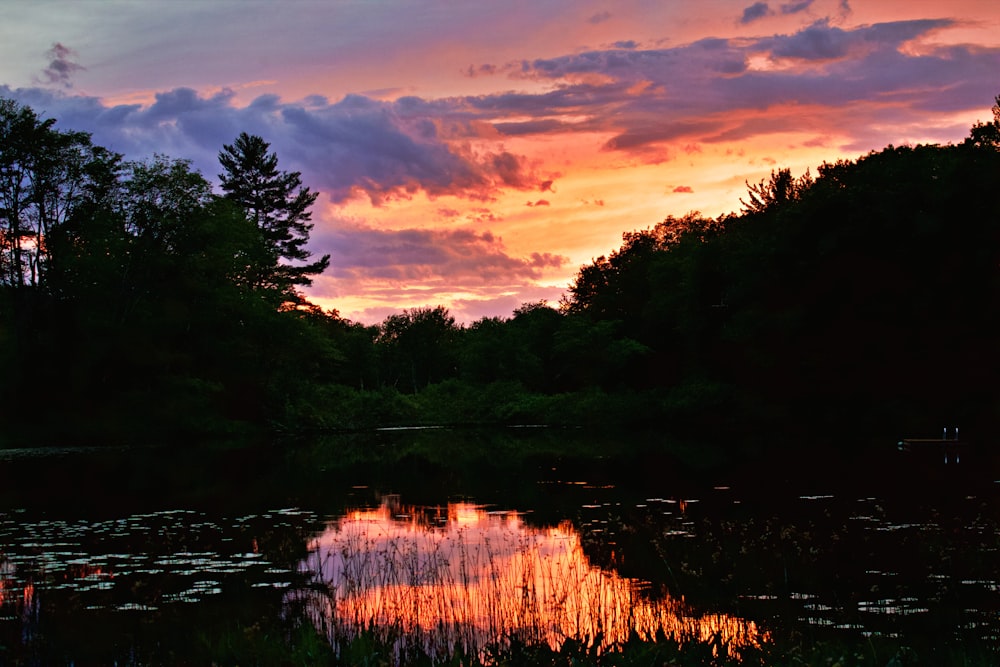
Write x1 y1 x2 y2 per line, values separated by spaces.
292 497 768 661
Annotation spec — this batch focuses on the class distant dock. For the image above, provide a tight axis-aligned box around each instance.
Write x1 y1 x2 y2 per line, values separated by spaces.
897 428 967 463
896 438 967 451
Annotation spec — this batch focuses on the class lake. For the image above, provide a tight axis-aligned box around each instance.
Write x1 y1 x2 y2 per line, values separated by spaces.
1 428 998 664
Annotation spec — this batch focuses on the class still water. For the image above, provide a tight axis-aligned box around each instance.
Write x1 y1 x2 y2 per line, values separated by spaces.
0 429 998 663
292 499 765 662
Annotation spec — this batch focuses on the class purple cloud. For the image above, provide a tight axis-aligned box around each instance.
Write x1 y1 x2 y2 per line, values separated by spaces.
464 63 498 78
477 18 996 155
0 85 544 205
450 288 565 324
36 43 85 88
741 2 773 24
763 18 953 61
313 223 568 286
2 15 995 208
341 283 567 326
780 0 814 14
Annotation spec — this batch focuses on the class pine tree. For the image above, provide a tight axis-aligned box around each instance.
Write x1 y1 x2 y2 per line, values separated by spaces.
218 132 330 301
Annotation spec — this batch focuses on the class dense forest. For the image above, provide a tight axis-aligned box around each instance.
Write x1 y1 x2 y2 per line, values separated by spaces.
2 95 999 446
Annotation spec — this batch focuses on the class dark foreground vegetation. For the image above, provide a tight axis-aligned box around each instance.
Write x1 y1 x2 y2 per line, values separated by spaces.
2 95 1000 445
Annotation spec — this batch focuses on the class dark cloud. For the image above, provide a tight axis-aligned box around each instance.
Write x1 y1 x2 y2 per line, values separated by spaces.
763 18 954 62
38 43 85 88
614 40 639 50
588 11 612 25
741 2 773 24
314 223 568 286
464 63 497 77
437 207 462 219
488 18 995 154
603 121 719 151
780 0 813 14
1 86 544 205
768 19 853 60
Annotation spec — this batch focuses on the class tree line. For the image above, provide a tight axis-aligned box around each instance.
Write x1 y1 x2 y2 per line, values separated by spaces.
2 95 999 444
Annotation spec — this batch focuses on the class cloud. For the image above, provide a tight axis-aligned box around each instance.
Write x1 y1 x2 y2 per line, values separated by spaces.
780 0 813 14
37 43 85 88
449 286 567 324
484 18 995 155
762 18 954 62
741 2 773 24
588 11 612 25
3 15 994 207
673 186 694 193
0 86 544 205
526 199 550 207
341 283 567 326
464 63 497 78
314 223 567 286
304 221 570 323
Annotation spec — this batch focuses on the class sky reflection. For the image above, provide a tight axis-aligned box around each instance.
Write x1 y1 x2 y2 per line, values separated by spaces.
293 498 768 660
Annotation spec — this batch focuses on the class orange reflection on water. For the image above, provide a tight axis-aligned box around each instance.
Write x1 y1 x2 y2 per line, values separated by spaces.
294 499 768 660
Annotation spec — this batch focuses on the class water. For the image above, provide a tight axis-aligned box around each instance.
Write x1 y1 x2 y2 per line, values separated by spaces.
291 499 766 663
0 430 997 663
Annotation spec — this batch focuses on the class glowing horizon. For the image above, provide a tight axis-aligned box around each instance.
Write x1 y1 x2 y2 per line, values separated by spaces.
4 0 999 323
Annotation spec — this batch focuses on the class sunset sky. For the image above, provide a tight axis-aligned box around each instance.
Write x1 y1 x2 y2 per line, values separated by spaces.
3 0 999 323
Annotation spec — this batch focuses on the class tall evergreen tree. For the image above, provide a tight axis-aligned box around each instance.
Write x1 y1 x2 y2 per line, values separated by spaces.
217 132 330 301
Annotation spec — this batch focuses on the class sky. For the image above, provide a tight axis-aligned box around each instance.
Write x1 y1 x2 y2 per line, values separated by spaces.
2 0 999 324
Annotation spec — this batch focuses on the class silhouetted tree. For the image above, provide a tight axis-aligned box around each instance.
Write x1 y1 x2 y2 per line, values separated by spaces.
0 98 94 289
218 132 330 302
378 306 459 392
966 94 1000 149
740 167 813 215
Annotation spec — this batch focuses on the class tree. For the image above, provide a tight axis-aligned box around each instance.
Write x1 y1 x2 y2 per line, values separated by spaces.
377 306 459 392
966 94 1000 148
562 212 723 322
0 97 95 289
218 132 330 301
740 167 813 215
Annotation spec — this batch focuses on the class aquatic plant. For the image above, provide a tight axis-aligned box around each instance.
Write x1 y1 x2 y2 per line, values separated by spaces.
289 500 768 665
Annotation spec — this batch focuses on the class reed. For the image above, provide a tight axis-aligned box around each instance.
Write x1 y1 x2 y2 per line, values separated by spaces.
286 501 768 665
